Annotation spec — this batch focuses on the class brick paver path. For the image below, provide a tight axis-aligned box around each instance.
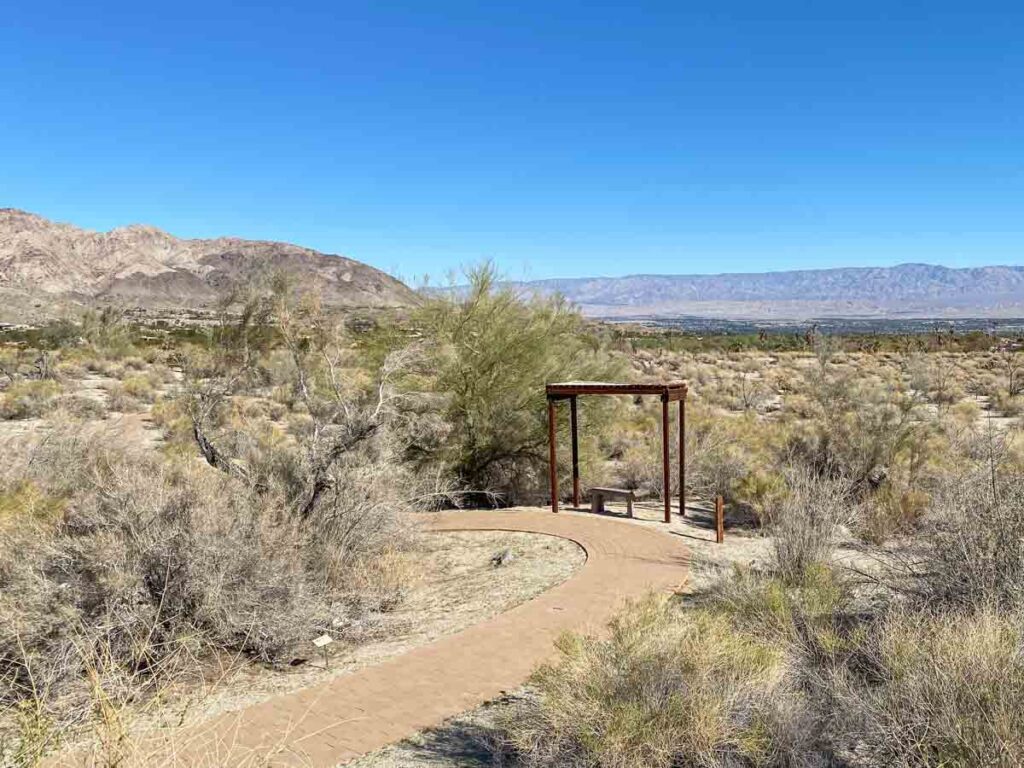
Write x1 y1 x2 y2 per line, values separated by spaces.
131 508 689 767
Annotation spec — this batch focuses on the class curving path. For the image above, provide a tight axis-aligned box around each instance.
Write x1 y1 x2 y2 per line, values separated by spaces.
135 508 689 767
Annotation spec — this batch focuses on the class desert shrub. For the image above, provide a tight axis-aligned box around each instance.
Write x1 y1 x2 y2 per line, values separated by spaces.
787 350 923 488
149 396 192 447
54 359 87 379
180 279 443 526
684 408 761 505
992 388 1024 417
119 373 157 401
103 370 163 413
827 607 1024 767
0 430 414 728
998 350 1024 397
0 380 63 420
79 307 136 358
120 356 148 372
906 353 964 410
0 480 66 523
766 467 853 584
901 470 1024 611
410 266 625 503
949 398 981 426
859 484 930 543
726 372 771 412
497 594 817 768
104 382 143 412
54 395 107 420
733 469 787 526
712 564 850 648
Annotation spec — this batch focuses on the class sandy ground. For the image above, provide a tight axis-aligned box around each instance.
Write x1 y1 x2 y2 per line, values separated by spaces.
0 373 163 448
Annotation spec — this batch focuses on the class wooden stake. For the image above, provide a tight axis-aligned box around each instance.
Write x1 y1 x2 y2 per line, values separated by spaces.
715 495 725 544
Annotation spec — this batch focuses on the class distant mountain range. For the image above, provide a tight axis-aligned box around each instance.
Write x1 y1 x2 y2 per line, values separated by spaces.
509 264 1024 319
0 209 416 321
3 209 1022 323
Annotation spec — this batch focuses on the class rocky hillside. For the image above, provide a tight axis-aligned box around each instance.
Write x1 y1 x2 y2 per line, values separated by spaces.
0 209 416 317
512 264 1024 319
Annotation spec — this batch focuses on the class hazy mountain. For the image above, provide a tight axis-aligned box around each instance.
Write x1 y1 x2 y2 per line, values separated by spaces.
509 264 1024 319
0 209 416 319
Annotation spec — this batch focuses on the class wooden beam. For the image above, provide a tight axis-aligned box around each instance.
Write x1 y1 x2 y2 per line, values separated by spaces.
661 394 671 523
679 396 686 517
570 395 580 508
546 382 688 399
548 398 558 513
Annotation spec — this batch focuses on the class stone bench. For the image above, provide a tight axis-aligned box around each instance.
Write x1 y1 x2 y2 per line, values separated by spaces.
590 486 635 517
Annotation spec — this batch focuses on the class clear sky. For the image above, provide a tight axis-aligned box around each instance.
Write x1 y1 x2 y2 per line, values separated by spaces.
2 1 1023 282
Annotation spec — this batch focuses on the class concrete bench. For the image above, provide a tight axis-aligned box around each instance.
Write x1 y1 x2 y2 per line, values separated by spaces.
590 486 635 517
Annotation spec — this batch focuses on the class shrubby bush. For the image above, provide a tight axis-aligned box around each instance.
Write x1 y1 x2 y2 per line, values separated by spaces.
0 380 63 420
0 423 415 743
825 607 1024 767
497 594 819 768
897 470 1024 611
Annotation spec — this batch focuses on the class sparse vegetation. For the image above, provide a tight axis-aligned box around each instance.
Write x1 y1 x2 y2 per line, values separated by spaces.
4 277 1024 765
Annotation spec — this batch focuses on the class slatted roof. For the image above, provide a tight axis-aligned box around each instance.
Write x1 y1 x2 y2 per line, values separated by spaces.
546 380 688 401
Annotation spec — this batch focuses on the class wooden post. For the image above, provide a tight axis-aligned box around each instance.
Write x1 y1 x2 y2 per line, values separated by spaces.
570 395 580 508
548 398 559 513
715 495 725 544
661 394 671 523
678 396 686 517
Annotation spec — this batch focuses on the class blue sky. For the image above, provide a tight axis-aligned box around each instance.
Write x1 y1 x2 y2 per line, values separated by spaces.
2 1 1023 282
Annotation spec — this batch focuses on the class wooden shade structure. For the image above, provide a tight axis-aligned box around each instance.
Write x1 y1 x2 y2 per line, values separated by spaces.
545 381 688 523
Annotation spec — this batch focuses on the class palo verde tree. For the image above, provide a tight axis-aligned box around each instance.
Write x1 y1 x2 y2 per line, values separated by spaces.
409 264 626 504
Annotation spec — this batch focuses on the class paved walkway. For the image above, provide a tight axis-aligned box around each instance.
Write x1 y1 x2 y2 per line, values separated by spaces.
135 508 689 766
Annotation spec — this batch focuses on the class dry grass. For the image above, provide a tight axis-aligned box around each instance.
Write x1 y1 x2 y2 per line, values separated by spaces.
894 470 1024 611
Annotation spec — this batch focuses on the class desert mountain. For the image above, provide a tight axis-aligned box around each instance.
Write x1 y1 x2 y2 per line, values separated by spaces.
510 264 1024 319
0 208 416 317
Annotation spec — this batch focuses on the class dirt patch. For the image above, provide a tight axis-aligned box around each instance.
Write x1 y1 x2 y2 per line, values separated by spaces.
363 530 587 654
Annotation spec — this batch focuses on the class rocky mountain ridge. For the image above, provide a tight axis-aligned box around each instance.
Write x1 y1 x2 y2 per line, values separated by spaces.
0 209 416 317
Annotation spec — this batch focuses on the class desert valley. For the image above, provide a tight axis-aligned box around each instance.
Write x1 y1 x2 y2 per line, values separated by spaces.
2 211 1024 767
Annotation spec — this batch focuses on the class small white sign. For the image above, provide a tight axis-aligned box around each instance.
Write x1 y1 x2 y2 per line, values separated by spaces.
313 634 334 648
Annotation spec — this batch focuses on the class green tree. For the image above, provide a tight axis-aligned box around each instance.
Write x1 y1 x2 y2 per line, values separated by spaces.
412 265 625 504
